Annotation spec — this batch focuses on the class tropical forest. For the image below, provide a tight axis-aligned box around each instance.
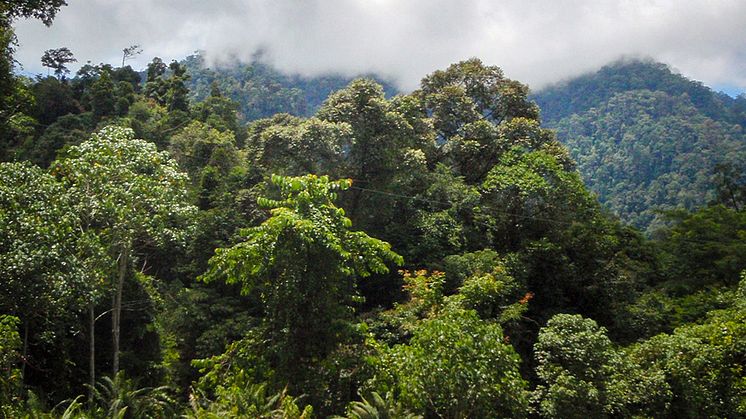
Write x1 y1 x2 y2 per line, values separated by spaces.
1 1 745 418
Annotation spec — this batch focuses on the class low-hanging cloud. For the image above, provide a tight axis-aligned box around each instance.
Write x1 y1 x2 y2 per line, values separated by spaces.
12 0 746 93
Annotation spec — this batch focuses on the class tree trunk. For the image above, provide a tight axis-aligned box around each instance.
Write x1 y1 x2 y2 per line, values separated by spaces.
111 292 117 374
112 242 129 375
21 319 29 381
89 304 95 403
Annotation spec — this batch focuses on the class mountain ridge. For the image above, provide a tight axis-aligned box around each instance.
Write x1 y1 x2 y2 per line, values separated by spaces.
533 58 746 127
532 59 746 231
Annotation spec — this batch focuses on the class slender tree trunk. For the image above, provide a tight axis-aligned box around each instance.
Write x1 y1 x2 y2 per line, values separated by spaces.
112 242 130 375
111 292 117 374
21 319 29 381
89 304 95 403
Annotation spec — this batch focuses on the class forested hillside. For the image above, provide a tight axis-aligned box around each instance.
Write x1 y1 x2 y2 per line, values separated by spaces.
1 3 746 417
182 54 398 124
533 60 746 231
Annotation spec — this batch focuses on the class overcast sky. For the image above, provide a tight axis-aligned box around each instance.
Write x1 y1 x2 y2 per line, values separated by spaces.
12 0 746 94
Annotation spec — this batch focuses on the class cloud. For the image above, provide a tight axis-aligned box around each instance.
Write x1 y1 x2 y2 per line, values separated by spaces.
12 0 746 92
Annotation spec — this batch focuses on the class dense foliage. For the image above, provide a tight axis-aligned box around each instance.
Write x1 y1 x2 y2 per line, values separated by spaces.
1 10 744 416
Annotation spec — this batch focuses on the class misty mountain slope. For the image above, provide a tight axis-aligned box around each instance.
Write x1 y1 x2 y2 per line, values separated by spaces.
534 59 746 127
533 60 746 231
182 54 398 123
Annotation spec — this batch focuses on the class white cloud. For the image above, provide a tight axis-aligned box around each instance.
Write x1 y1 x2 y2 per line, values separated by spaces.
12 0 746 92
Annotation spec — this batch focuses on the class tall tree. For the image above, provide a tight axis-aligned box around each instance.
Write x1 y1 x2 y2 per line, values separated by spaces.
201 174 402 384
121 44 142 67
40 47 76 79
416 58 542 183
52 126 196 375
316 79 430 232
